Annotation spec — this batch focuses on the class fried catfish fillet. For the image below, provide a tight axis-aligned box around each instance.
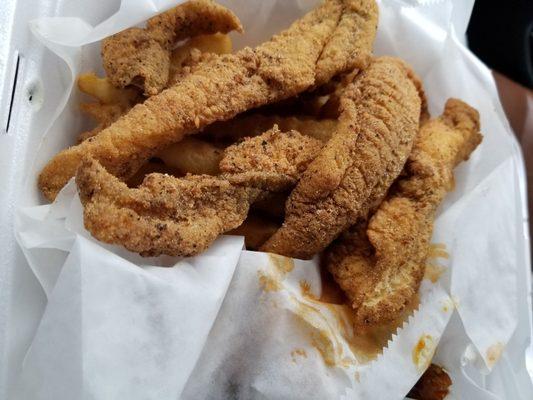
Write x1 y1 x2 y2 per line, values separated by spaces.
314 0 378 86
219 127 323 191
102 0 243 95
261 57 423 259
76 128 322 257
77 158 259 257
326 99 482 327
39 0 378 201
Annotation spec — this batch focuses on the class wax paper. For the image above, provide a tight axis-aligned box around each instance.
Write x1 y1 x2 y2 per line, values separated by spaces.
13 0 533 399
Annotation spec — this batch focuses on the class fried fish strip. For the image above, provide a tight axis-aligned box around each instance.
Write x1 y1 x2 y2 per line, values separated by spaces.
77 158 260 257
79 34 233 142
327 99 482 327
146 0 242 50
78 103 128 142
40 0 380 201
314 0 378 85
76 128 322 256
220 126 323 191
102 0 243 95
261 57 422 259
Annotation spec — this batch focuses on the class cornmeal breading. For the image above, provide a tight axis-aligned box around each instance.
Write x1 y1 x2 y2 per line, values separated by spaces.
326 99 482 327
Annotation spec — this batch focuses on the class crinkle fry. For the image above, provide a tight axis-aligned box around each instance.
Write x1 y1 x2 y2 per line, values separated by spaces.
102 0 243 95
76 128 322 257
261 56 423 259
169 33 232 85
41 0 380 201
327 99 482 327
77 73 142 141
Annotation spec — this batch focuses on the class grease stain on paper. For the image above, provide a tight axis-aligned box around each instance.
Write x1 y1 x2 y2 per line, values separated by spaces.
412 334 436 371
425 263 446 283
257 254 295 292
425 243 449 282
258 256 420 370
269 253 294 274
486 342 504 367
428 243 449 259
258 270 281 292
291 348 307 363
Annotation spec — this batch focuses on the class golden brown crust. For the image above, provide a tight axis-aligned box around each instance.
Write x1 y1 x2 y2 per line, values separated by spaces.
315 0 379 85
76 128 323 256
102 0 243 95
220 127 323 191
41 0 374 201
102 28 171 96
77 157 259 257
146 0 243 50
261 57 422 259
326 99 482 327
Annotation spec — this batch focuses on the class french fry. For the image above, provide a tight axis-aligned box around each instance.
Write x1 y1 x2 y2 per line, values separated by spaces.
170 33 232 69
77 73 139 105
126 161 181 187
228 214 280 250
157 137 223 175
205 114 338 143
168 33 233 84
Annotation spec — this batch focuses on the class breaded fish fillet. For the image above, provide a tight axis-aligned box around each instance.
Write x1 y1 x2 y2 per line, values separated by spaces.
76 128 322 257
220 127 323 191
39 0 378 201
315 0 378 86
102 0 243 95
327 99 482 327
261 57 422 259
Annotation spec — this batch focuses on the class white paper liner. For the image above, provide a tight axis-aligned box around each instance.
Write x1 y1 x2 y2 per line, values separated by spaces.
12 0 533 398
